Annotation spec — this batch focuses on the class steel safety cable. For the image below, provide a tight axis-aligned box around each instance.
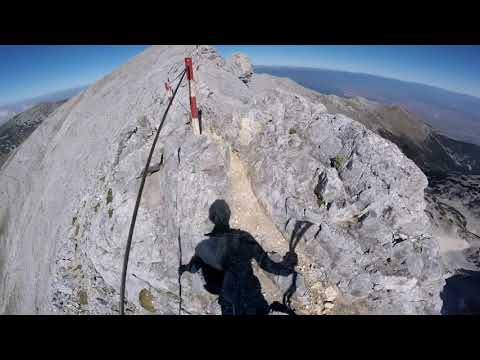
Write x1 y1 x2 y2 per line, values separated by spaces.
119 69 186 315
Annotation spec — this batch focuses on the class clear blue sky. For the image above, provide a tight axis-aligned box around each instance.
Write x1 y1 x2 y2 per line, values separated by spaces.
0 45 149 105
1 45 480 105
217 45 480 98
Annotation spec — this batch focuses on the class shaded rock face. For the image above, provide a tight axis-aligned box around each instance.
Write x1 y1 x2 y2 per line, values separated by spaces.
425 174 480 288
427 175 480 242
0 45 445 314
441 269 480 314
0 100 66 168
435 135 480 175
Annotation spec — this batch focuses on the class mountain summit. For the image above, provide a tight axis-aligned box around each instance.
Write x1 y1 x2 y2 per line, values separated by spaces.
0 46 445 314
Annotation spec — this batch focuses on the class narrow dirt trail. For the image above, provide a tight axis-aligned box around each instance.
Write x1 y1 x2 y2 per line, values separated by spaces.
227 149 288 254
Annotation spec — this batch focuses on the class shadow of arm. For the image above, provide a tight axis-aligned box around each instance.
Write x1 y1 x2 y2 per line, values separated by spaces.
252 241 297 276
179 255 204 274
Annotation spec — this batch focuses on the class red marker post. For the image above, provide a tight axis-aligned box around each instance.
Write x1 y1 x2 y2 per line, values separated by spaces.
185 57 201 135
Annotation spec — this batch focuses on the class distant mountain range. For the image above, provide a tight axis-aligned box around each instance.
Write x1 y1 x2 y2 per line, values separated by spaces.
0 85 87 126
255 66 480 146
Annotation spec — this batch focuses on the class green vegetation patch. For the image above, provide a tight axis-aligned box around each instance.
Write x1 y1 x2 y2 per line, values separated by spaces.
288 128 297 135
317 197 326 208
78 290 88 306
332 154 346 170
139 288 156 312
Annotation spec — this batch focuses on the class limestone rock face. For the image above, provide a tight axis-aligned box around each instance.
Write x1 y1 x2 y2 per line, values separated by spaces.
0 45 445 315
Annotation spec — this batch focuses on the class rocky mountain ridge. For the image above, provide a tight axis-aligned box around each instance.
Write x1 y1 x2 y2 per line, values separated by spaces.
0 45 446 314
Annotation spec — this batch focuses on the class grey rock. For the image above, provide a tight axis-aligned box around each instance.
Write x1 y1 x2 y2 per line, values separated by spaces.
225 53 254 84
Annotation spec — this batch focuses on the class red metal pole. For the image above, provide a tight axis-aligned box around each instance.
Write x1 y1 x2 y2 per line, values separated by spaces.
185 57 200 135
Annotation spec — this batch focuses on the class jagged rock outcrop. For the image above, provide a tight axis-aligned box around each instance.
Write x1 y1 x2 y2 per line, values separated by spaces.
0 45 445 315
226 53 254 84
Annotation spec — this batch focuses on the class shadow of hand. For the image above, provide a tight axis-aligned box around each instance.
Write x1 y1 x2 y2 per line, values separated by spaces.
283 251 298 268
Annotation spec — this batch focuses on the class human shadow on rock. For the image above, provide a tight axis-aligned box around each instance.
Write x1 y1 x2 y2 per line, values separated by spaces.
179 199 299 315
